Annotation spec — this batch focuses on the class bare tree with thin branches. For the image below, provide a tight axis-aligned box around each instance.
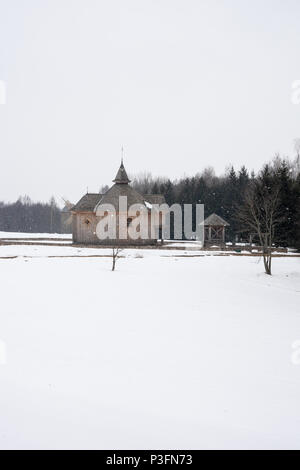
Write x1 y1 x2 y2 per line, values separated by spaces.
111 247 122 271
236 180 282 275
294 139 300 175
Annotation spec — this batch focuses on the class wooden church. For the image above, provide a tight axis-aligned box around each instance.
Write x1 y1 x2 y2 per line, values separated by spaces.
71 162 165 246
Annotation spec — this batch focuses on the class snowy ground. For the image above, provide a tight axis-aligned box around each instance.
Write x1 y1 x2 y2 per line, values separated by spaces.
0 231 72 239
0 243 300 449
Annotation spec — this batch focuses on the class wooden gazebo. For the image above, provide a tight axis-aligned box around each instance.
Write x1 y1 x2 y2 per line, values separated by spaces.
203 213 229 246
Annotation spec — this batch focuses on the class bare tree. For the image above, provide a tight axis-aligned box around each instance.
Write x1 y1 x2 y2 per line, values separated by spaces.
294 139 300 176
294 138 300 156
111 247 122 271
202 166 217 187
236 180 282 275
99 184 110 194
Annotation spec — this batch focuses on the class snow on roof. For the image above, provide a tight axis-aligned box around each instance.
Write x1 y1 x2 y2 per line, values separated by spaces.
202 213 230 226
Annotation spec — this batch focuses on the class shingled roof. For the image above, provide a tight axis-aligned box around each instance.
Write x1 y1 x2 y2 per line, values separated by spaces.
144 194 166 205
71 193 102 212
96 184 147 211
72 162 166 213
113 161 131 184
203 213 229 226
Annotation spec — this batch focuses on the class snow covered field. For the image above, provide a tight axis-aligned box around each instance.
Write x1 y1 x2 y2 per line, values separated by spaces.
0 231 72 239
0 244 299 449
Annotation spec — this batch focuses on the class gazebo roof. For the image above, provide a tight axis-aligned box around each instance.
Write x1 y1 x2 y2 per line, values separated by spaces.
203 213 230 226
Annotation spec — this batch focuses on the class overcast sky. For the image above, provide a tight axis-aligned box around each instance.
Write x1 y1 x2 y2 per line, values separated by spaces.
0 0 299 204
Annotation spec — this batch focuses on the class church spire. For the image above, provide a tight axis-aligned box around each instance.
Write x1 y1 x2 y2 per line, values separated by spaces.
113 160 131 184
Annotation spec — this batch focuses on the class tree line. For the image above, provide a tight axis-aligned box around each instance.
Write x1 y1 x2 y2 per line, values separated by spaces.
0 196 62 234
131 155 300 249
0 155 299 249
